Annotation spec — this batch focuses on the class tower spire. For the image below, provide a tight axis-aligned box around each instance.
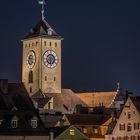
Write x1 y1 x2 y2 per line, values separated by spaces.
38 0 46 20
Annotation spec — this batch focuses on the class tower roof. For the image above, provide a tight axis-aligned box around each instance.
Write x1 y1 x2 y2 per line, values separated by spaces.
24 19 61 39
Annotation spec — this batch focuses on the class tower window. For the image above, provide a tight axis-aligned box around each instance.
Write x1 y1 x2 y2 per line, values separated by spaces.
36 41 38 46
55 42 57 47
45 76 47 81
32 42 35 46
29 71 33 83
54 77 56 81
30 87 32 93
50 42 52 46
44 41 47 46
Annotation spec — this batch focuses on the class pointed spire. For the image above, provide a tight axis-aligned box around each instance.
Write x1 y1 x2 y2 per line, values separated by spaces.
38 0 46 20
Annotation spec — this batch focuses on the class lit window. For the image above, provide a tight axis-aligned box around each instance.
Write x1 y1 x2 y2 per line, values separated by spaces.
31 120 38 128
48 29 52 35
83 128 87 133
127 123 132 131
94 128 98 134
11 120 18 128
70 129 75 136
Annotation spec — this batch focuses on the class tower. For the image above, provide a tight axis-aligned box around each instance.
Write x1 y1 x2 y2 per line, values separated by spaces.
22 19 62 95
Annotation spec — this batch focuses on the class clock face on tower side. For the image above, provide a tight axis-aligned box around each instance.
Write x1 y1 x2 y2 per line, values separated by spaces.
43 50 58 68
27 51 36 69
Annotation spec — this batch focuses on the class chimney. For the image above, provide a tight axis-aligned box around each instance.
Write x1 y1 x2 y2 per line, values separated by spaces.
0 79 8 93
50 131 54 140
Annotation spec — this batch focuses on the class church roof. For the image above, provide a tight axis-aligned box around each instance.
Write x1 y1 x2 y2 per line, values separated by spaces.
31 89 87 114
24 19 61 39
76 91 117 108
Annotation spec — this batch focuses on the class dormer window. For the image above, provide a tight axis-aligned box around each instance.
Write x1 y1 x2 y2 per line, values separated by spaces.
70 129 75 136
11 120 18 128
48 28 53 36
31 120 38 128
11 116 18 128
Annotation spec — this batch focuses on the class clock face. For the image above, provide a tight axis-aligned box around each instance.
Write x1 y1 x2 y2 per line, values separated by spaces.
43 50 58 68
27 51 36 69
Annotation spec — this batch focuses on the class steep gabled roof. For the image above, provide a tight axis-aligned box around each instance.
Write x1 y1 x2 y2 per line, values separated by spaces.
31 89 87 114
24 19 61 39
33 97 52 108
130 96 140 114
0 83 34 110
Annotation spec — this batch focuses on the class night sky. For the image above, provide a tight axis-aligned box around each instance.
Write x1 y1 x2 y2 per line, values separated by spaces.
0 0 140 95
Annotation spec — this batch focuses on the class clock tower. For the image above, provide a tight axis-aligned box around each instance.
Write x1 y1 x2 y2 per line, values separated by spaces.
22 19 62 96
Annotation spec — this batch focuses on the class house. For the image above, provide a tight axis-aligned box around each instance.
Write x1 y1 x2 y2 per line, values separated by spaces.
106 96 140 140
66 113 113 140
52 125 89 140
0 79 49 140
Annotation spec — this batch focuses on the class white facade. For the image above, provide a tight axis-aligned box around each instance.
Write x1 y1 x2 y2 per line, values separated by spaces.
106 97 140 140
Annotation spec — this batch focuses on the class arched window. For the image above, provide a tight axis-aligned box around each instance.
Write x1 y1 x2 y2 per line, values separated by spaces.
29 71 33 83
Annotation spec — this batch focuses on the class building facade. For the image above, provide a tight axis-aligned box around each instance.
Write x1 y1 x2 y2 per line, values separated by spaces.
106 96 140 140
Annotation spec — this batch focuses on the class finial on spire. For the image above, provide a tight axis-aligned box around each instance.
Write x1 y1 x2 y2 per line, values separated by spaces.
117 82 120 92
38 0 46 20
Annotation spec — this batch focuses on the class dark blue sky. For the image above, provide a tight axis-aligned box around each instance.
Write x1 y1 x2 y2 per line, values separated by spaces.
0 0 140 94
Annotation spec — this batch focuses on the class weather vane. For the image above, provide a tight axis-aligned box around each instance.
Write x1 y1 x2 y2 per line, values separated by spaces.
38 0 46 20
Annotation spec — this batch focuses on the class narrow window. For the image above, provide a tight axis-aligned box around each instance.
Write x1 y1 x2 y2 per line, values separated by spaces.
45 76 47 81
44 41 47 46
11 120 18 128
50 42 52 46
31 120 38 128
29 71 33 83
54 77 56 81
55 42 57 47
128 112 131 119
30 87 32 93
